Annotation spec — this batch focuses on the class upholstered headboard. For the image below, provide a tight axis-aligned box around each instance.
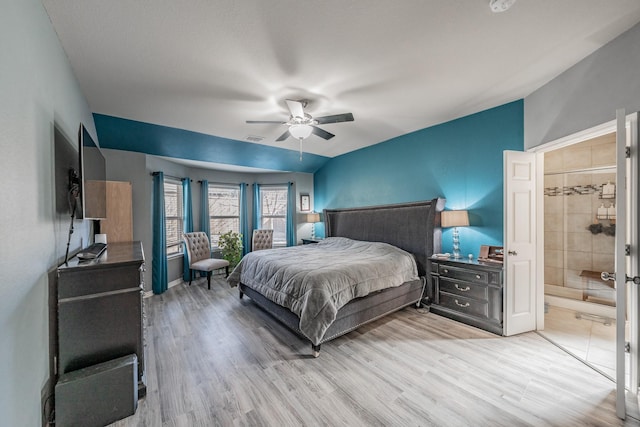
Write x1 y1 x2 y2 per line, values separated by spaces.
323 198 445 277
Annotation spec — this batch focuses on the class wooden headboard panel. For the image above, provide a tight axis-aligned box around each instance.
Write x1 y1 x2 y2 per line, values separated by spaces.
323 198 445 277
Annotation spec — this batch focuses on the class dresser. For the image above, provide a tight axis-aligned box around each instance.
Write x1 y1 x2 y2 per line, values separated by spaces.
428 257 504 335
56 241 146 396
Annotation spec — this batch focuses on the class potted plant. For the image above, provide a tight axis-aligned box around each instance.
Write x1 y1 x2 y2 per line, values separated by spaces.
218 231 243 268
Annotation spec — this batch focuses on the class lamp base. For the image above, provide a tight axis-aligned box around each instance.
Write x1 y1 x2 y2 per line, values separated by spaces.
452 226 461 259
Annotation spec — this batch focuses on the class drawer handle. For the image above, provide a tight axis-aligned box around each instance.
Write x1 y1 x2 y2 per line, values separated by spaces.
443 268 449 273
475 274 481 279
454 284 470 292
454 299 470 308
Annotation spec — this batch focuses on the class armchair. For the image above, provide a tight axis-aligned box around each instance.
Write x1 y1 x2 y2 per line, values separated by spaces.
183 232 229 290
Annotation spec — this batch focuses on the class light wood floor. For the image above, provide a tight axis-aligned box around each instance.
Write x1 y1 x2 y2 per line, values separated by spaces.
112 276 640 427
541 305 619 381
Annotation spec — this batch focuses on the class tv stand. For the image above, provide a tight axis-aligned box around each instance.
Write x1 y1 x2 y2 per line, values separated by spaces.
56 241 146 397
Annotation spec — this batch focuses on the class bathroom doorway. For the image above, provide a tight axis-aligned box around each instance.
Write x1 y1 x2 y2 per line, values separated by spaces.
539 132 623 381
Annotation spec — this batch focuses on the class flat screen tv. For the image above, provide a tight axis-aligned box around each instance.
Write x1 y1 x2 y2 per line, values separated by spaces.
54 126 81 217
78 124 107 220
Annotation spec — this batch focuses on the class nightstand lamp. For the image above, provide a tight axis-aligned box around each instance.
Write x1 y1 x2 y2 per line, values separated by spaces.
305 212 321 240
441 210 469 259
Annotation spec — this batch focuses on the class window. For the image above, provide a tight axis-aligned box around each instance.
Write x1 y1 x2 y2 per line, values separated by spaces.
260 185 288 247
208 185 240 248
164 179 183 255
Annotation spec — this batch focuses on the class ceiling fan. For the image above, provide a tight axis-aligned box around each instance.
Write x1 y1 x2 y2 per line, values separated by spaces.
246 99 354 142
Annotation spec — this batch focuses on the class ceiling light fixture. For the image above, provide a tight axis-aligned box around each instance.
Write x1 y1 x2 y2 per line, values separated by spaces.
288 124 314 161
489 0 516 13
289 124 313 140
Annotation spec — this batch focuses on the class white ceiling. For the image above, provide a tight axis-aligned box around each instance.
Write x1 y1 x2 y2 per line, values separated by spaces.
42 0 640 159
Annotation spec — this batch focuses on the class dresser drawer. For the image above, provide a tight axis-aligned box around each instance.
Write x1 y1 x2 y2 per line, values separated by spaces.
437 264 488 284
439 278 488 301
439 292 489 319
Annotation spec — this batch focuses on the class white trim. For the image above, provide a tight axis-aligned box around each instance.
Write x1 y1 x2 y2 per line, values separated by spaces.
528 119 616 153
143 278 184 298
535 152 545 330
167 252 183 261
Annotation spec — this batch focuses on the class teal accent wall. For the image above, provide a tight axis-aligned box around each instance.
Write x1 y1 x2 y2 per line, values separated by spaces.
94 114 330 173
314 100 524 257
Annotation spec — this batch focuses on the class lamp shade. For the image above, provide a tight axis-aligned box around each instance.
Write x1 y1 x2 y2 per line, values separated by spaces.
441 210 469 228
289 124 313 139
305 212 321 223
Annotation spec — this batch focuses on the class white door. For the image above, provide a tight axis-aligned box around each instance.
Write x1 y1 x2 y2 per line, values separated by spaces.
605 110 640 419
629 113 640 414
504 150 537 336
614 109 628 418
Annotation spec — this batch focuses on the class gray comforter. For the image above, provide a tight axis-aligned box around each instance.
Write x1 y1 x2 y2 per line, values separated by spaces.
227 237 418 344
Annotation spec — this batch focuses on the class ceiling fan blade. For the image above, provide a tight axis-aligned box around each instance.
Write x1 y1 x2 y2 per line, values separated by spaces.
314 112 354 124
275 130 291 141
311 126 335 140
246 120 287 124
285 99 305 119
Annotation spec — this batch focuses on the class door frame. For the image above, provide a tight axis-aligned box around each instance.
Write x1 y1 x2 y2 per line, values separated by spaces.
528 118 622 327
528 113 639 418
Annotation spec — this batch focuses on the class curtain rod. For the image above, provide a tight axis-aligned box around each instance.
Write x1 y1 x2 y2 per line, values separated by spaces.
197 180 248 186
150 172 191 182
253 182 294 186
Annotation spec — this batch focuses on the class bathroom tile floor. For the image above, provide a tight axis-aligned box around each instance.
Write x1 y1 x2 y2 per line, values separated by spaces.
540 304 628 384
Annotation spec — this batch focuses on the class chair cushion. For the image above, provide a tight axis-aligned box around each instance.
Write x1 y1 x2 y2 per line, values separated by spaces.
191 258 229 272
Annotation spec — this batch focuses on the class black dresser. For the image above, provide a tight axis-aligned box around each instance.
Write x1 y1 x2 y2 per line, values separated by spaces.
56 241 146 395
428 257 504 335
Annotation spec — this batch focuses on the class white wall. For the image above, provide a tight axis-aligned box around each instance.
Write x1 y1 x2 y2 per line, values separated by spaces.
0 1 96 424
525 22 640 149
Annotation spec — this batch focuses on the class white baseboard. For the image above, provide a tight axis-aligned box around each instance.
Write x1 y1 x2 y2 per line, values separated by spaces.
143 278 184 298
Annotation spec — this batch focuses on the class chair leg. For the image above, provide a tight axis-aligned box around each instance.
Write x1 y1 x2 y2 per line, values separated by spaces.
207 271 211 290
188 269 193 286
225 266 229 278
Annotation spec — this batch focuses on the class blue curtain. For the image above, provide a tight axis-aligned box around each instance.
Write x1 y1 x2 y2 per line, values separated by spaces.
200 180 210 240
252 183 261 231
286 182 295 247
152 172 168 294
240 183 250 256
182 178 193 282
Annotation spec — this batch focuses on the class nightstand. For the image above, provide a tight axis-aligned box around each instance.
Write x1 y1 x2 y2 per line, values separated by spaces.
428 257 504 335
301 238 322 244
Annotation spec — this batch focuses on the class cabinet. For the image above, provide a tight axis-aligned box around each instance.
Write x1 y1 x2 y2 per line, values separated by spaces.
56 241 146 396
428 258 504 335
100 181 133 243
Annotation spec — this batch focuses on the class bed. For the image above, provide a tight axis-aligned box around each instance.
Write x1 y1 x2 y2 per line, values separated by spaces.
228 198 445 357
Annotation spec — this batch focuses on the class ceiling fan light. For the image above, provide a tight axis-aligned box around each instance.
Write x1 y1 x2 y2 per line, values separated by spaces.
289 124 313 140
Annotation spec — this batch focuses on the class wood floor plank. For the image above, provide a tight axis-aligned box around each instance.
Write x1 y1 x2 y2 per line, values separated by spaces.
110 277 640 426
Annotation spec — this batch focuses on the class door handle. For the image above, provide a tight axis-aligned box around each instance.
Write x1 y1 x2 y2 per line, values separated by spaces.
601 271 640 285
508 250 517 256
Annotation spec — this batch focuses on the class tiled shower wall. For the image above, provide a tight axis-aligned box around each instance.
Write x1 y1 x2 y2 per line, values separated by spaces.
544 133 616 303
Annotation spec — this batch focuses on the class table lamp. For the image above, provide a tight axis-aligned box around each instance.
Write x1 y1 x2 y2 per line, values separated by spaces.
441 210 469 259
306 212 321 240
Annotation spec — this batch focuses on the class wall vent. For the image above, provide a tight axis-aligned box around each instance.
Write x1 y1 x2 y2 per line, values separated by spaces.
246 135 264 143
